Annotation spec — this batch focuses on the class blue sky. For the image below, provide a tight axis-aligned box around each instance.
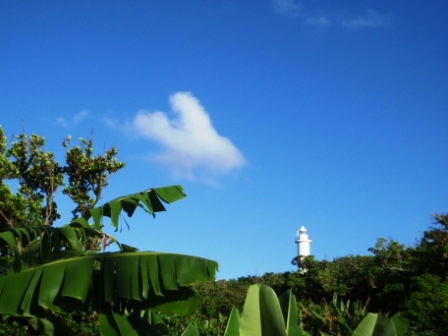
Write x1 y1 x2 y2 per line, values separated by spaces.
1 1 447 280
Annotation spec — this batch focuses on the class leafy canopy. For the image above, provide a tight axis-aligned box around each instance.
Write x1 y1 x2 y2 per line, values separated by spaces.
0 125 125 229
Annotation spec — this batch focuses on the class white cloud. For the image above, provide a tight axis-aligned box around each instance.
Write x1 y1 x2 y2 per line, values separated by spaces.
272 0 301 18
342 9 392 28
272 3 391 30
132 92 246 180
306 16 331 27
55 117 67 127
54 110 89 127
73 110 89 124
103 115 119 129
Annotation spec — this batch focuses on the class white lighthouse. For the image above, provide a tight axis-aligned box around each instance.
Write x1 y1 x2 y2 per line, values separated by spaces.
296 226 312 257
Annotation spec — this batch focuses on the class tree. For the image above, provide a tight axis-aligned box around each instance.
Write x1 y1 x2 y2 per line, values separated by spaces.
61 135 126 220
0 125 125 229
0 124 126 277
368 238 411 272
292 255 378 305
401 273 448 333
413 213 448 278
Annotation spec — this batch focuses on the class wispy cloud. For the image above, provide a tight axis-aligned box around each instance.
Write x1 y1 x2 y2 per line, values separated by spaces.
55 110 89 127
272 0 301 18
272 2 392 29
55 117 68 127
342 9 392 28
131 92 246 181
103 115 119 129
305 16 331 27
73 110 89 124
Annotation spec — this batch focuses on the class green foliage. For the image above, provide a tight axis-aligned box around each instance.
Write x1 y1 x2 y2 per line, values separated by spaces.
0 315 30 336
0 126 222 335
413 213 448 277
0 128 62 228
352 312 408 336
0 186 218 335
401 274 448 332
298 293 368 335
296 255 378 307
217 285 408 336
135 311 228 336
191 279 251 318
59 309 100 335
0 251 217 314
258 271 307 300
368 238 412 271
0 125 125 229
223 284 307 336
62 135 125 219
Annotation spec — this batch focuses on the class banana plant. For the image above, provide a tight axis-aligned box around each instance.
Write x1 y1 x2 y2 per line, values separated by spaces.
221 285 408 336
352 312 408 336
223 284 310 336
0 186 219 335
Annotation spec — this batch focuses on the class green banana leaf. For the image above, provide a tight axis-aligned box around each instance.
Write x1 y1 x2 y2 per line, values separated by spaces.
0 251 217 315
0 224 102 274
225 285 287 336
279 290 305 336
26 316 55 336
82 186 186 230
391 313 409 336
224 307 241 336
141 311 171 335
181 323 200 336
27 312 80 336
0 186 187 275
0 185 214 335
352 313 398 336
98 309 172 336
224 286 312 336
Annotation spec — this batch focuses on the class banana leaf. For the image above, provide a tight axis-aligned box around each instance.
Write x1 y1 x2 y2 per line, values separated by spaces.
224 307 241 336
0 185 210 335
82 186 186 230
352 313 397 336
0 186 187 275
0 251 217 314
279 290 305 336
225 285 288 336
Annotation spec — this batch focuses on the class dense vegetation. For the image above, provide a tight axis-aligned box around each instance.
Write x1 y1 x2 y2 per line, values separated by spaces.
0 125 446 335
186 216 448 335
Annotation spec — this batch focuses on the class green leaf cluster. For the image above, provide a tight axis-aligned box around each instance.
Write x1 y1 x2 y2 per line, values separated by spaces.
62 135 125 219
223 285 305 336
0 125 125 228
0 185 219 335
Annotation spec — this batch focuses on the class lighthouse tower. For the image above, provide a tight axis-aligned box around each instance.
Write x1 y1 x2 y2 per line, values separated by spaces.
296 226 312 257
